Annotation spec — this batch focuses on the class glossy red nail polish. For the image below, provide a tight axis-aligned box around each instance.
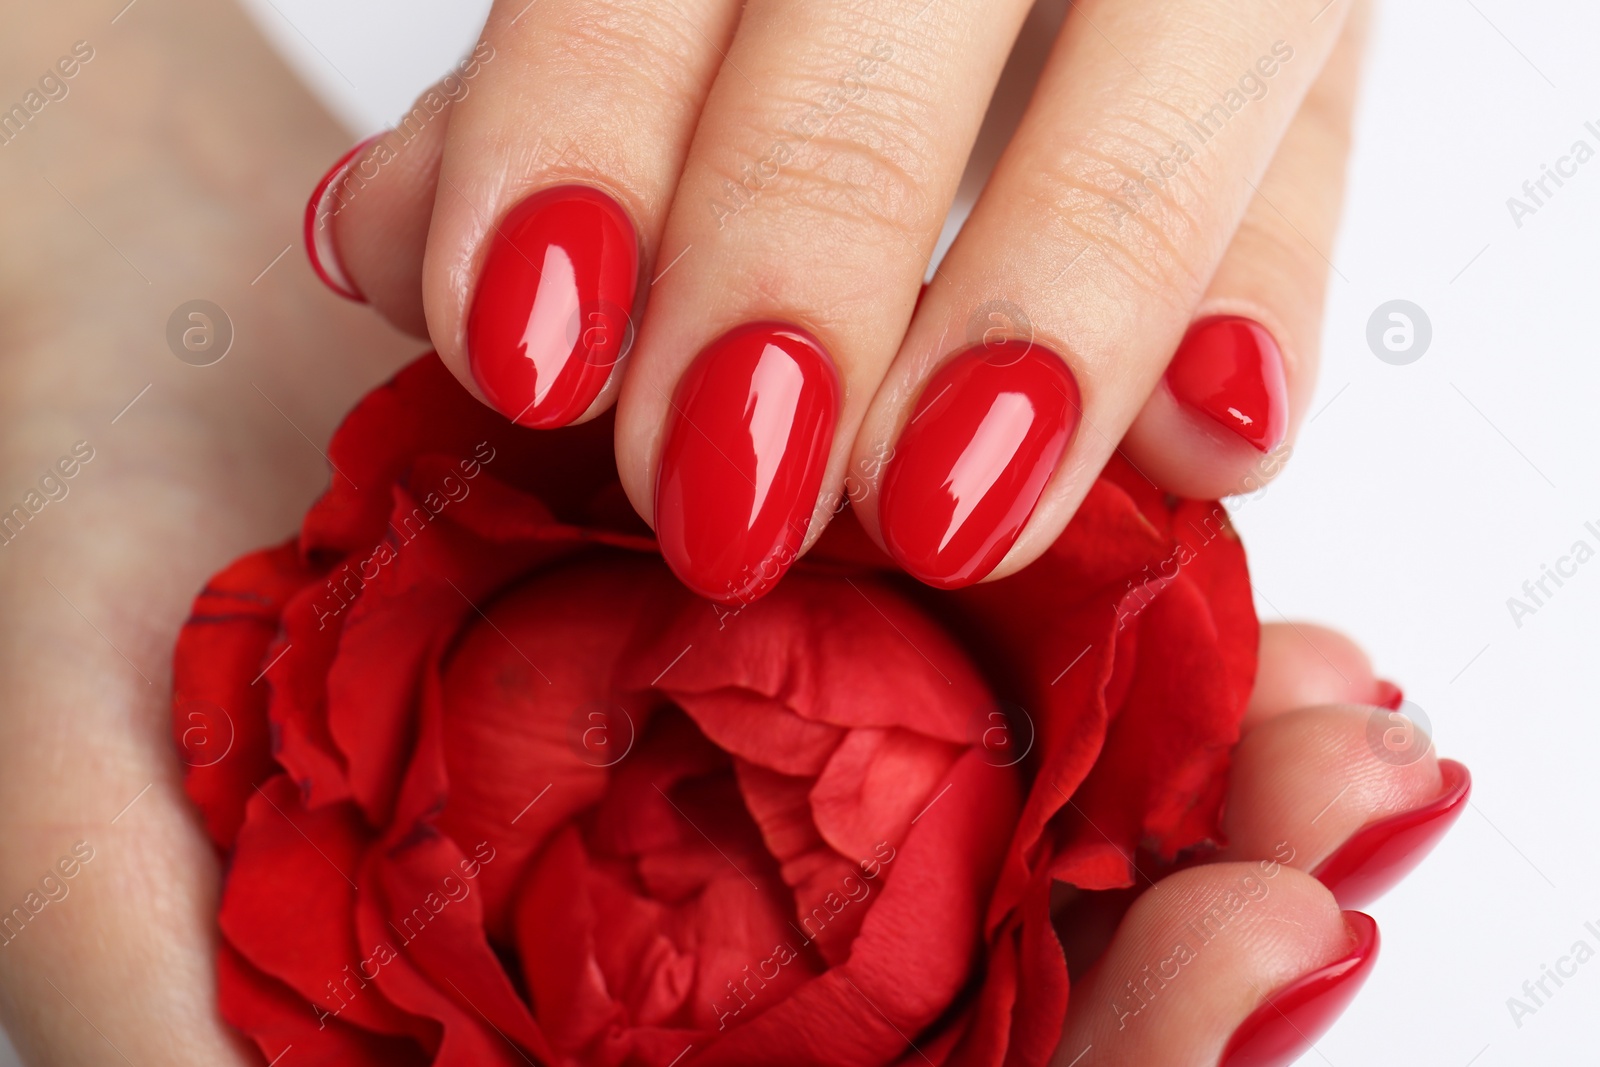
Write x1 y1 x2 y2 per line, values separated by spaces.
466 185 639 429
655 323 839 604
1313 759 1471 909
1372 679 1404 711
1165 316 1287 453
304 135 382 303
879 341 1080 589
1219 911 1379 1067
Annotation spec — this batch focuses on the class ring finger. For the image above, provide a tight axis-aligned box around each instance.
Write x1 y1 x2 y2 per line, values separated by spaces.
1122 0 1370 500
854 0 1354 589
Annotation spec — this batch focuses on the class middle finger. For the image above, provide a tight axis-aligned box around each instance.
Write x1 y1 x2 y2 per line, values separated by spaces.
615 0 1035 603
857 0 1352 590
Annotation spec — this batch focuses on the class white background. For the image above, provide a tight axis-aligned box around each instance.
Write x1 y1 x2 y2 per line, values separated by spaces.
7 1 1594 1063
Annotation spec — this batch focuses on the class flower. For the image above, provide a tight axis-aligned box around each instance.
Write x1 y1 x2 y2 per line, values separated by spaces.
174 354 1258 1066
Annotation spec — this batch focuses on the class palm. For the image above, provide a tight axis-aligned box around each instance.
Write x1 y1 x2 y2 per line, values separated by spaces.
0 21 415 1053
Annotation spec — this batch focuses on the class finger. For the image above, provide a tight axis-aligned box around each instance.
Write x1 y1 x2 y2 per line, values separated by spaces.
855 0 1352 589
1225 621 1471 908
1056 864 1376 1067
1244 621 1390 732
613 0 1036 602
1122 1 1371 498
305 72 464 337
1223 706 1469 910
302 75 460 335
421 0 741 430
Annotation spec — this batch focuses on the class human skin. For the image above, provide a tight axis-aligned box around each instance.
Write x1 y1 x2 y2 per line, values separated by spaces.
0 3 1448 1064
323 0 1370 602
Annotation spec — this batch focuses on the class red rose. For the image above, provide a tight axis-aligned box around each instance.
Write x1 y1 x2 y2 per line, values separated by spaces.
174 354 1257 1066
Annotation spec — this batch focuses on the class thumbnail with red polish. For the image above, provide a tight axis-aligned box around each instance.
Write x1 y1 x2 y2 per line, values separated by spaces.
1313 759 1471 908
466 185 638 429
1219 912 1379 1067
655 323 839 604
1165 315 1287 452
879 341 1080 589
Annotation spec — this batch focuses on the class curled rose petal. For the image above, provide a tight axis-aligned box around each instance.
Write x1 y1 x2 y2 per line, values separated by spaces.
175 543 318 848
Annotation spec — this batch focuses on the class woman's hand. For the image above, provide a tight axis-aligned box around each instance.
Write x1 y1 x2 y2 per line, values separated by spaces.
314 0 1368 603
0 4 1464 1066
0 2 416 1061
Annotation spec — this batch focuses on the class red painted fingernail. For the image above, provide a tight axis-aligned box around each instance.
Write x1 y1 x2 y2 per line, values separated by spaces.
1165 315 1287 453
304 135 382 303
1312 759 1471 909
466 185 639 429
655 323 839 604
1219 911 1380 1067
1372 679 1404 711
879 341 1080 589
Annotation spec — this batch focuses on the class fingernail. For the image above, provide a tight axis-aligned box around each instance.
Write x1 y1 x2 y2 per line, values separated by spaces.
655 323 839 604
1312 759 1471 909
879 341 1080 589
304 135 382 303
1219 911 1380 1067
466 184 639 429
1372 679 1404 711
1165 315 1287 453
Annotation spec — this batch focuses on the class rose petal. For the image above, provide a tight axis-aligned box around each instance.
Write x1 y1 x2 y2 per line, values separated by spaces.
686 869 817 1034
584 711 740 868
633 768 777 904
175 542 318 849
266 579 355 809
733 761 828 869
217 941 430 1066
585 862 701 1030
939 921 1015 1067
931 870 1066 1067
1160 497 1257 723
809 728 961 864
940 471 1205 921
305 355 631 555
1054 577 1250 882
514 826 622 1052
693 750 1019 1066
359 835 554 1065
326 475 578 827
624 574 987 746
732 761 866 966
428 558 679 936
220 775 420 1039
676 689 844 777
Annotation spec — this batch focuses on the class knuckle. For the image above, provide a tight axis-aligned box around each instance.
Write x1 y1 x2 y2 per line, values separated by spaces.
706 48 943 248
1233 211 1321 285
1018 107 1217 313
540 2 707 105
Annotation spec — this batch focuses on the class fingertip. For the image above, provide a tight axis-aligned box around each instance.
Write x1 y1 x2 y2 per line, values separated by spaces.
1121 310 1296 503
875 341 1081 590
1217 907 1379 1067
1310 758 1470 909
1245 622 1380 729
1059 863 1359 1065
1223 703 1463 908
329 125 443 339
